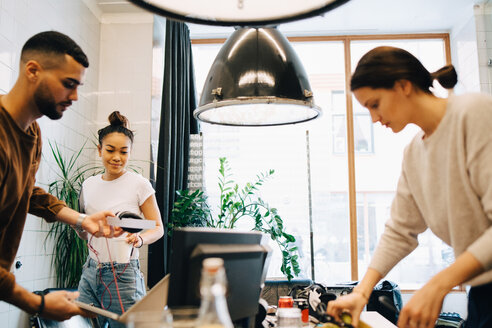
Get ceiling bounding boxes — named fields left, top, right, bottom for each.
left=95, top=0, right=146, bottom=14
left=95, top=0, right=487, bottom=38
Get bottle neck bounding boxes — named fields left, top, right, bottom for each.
left=197, top=268, right=233, bottom=328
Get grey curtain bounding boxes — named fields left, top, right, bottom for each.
left=148, top=19, right=198, bottom=288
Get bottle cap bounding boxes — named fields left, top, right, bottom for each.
left=203, top=257, right=224, bottom=273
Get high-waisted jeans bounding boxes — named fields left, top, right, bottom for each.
left=77, top=257, right=146, bottom=328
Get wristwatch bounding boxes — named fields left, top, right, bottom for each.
left=32, top=291, right=45, bottom=318
left=74, top=214, right=87, bottom=233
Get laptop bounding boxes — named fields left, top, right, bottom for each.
left=74, top=274, right=169, bottom=323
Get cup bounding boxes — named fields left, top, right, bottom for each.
left=126, top=310, right=172, bottom=328
left=170, top=307, right=199, bottom=328
left=277, top=307, right=302, bottom=328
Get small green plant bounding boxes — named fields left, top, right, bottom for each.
left=168, top=189, right=212, bottom=231
left=45, top=141, right=103, bottom=288
left=170, top=157, right=300, bottom=280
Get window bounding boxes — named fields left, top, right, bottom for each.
left=332, top=90, right=374, bottom=154
left=192, top=34, right=452, bottom=289
left=350, top=39, right=453, bottom=288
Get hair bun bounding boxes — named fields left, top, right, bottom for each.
left=108, top=111, right=129, bottom=129
left=431, top=65, right=458, bottom=89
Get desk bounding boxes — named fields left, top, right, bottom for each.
left=360, top=311, right=397, bottom=328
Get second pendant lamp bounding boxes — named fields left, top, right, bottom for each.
left=194, top=27, right=321, bottom=126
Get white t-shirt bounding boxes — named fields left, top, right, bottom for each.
left=80, top=171, right=155, bottom=263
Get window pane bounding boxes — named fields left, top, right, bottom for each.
left=200, top=125, right=310, bottom=278
left=192, top=37, right=451, bottom=287
left=351, top=39, right=453, bottom=289
left=193, top=41, right=350, bottom=281
left=292, top=42, right=351, bottom=283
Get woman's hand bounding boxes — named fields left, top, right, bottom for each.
left=398, top=251, right=484, bottom=328
left=326, top=290, right=368, bottom=327
left=397, top=281, right=446, bottom=328
left=126, top=233, right=143, bottom=248
left=327, top=268, right=381, bottom=327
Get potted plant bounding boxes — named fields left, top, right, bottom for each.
left=44, top=141, right=102, bottom=288
left=169, top=157, right=301, bottom=280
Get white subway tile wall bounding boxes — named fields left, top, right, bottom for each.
left=451, top=2, right=492, bottom=95
left=474, top=3, right=492, bottom=94
left=451, top=10, right=481, bottom=93
left=97, top=13, right=154, bottom=283
left=0, top=0, right=101, bottom=326
left=1, top=0, right=155, bottom=325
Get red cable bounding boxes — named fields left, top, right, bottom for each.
left=105, top=237, right=126, bottom=314
left=88, top=236, right=113, bottom=309
left=87, top=235, right=133, bottom=313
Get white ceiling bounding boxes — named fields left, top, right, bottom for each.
left=95, top=0, right=146, bottom=14
left=95, top=0, right=487, bottom=38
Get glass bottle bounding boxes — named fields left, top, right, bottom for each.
left=195, top=258, right=234, bottom=328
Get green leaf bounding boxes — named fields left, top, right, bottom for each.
left=45, top=140, right=104, bottom=288
left=168, top=157, right=299, bottom=280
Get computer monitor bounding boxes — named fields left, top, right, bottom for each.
left=167, top=227, right=272, bottom=325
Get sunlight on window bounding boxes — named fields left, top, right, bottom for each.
left=351, top=39, right=454, bottom=288
left=192, top=37, right=453, bottom=288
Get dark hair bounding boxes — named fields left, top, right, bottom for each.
left=21, top=31, right=89, bottom=68
left=350, top=46, right=457, bottom=93
left=98, top=111, right=134, bottom=145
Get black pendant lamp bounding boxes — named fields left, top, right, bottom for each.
left=194, top=27, right=321, bottom=126
left=127, top=0, right=349, bottom=27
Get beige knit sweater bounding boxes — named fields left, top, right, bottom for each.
left=369, top=93, right=492, bottom=287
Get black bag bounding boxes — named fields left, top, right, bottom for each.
left=366, top=280, right=403, bottom=325
left=289, top=283, right=337, bottom=322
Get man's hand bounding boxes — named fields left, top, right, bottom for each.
left=5, top=283, right=94, bottom=321
left=82, top=211, right=124, bottom=237
left=42, top=291, right=95, bottom=320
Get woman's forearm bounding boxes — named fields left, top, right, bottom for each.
left=427, top=251, right=483, bottom=292
left=139, top=225, right=164, bottom=245
left=353, top=268, right=383, bottom=300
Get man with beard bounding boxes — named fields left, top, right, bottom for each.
left=0, top=31, right=122, bottom=321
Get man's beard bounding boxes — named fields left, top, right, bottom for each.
left=34, top=82, right=63, bottom=120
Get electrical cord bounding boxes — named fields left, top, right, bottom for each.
left=87, top=235, right=134, bottom=314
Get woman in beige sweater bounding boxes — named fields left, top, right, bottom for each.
left=327, top=46, right=492, bottom=328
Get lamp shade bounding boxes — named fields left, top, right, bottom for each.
left=127, top=0, right=349, bottom=27
left=194, top=27, right=321, bottom=126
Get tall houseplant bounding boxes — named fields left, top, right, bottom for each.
left=45, top=141, right=102, bottom=288
left=170, top=157, right=300, bottom=280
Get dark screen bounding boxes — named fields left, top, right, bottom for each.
left=167, top=227, right=271, bottom=322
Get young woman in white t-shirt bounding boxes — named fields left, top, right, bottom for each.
left=76, top=111, right=164, bottom=328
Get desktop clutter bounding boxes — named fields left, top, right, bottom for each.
left=259, top=287, right=356, bottom=328
left=32, top=226, right=400, bottom=328
left=258, top=280, right=403, bottom=328
left=32, top=226, right=461, bottom=328
left=184, top=256, right=360, bottom=328
left=259, top=281, right=465, bottom=328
